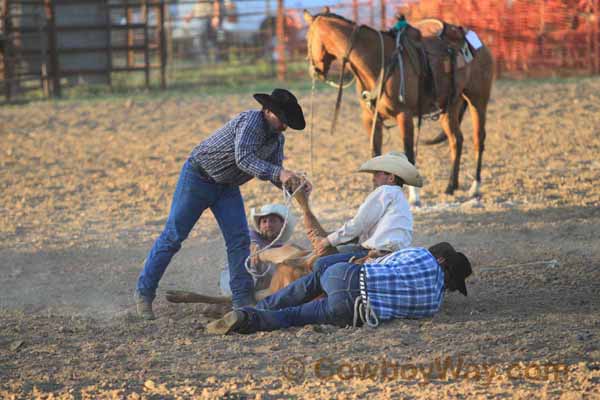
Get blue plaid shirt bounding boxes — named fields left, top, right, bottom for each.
left=363, top=248, right=445, bottom=320
left=189, top=110, right=284, bottom=186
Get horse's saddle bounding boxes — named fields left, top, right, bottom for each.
left=395, top=18, right=476, bottom=112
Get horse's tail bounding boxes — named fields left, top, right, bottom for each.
left=165, top=290, right=232, bottom=305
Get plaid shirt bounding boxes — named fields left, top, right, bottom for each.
left=189, top=110, right=284, bottom=186
left=362, top=248, right=445, bottom=320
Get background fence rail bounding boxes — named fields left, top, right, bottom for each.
left=1, top=0, right=599, bottom=102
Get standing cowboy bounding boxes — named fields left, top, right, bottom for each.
left=135, top=89, right=307, bottom=319
left=206, top=242, right=472, bottom=334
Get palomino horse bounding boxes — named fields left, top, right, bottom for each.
left=165, top=184, right=340, bottom=315
left=304, top=9, right=494, bottom=203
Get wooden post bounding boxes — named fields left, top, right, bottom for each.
left=159, top=0, right=166, bottom=89
left=35, top=5, right=49, bottom=96
left=379, top=0, right=386, bottom=30
left=352, top=0, right=358, bottom=22
left=276, top=0, right=285, bottom=80
left=587, top=0, right=593, bottom=74
left=126, top=0, right=134, bottom=67
left=104, top=0, right=112, bottom=88
left=143, top=0, right=149, bottom=88
left=593, top=0, right=599, bottom=74
left=265, top=0, right=275, bottom=77
left=2, top=0, right=11, bottom=101
left=47, top=0, right=60, bottom=97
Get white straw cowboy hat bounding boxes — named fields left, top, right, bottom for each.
left=358, top=151, right=424, bottom=187
left=250, top=204, right=297, bottom=243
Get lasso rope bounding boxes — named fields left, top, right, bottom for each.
left=368, top=29, right=386, bottom=154
left=477, top=259, right=559, bottom=273
left=243, top=177, right=312, bottom=279
left=309, top=78, right=316, bottom=178
left=353, top=296, right=379, bottom=328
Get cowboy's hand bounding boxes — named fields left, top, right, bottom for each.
left=279, top=168, right=297, bottom=186
left=302, top=179, right=313, bottom=195
left=250, top=254, right=260, bottom=268
left=314, top=236, right=332, bottom=255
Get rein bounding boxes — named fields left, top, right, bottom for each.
left=328, top=24, right=362, bottom=136
left=368, top=29, right=386, bottom=153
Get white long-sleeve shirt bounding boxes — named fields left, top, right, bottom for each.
left=327, top=185, right=413, bottom=252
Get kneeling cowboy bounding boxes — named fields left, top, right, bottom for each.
left=206, top=242, right=472, bottom=334
left=305, top=151, right=423, bottom=289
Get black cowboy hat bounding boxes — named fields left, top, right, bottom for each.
left=253, top=88, right=306, bottom=130
left=428, top=242, right=472, bottom=296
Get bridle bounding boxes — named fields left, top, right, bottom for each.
left=306, top=17, right=360, bottom=89
left=306, top=16, right=362, bottom=136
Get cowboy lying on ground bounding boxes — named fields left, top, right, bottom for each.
left=219, top=204, right=298, bottom=296
left=311, top=151, right=424, bottom=279
left=134, top=88, right=310, bottom=320
left=206, top=242, right=472, bottom=334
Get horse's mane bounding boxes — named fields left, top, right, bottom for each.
left=312, top=12, right=355, bottom=26
left=312, top=11, right=393, bottom=37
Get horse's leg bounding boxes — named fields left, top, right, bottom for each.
left=361, top=107, right=383, bottom=157
left=395, top=112, right=420, bottom=206
left=463, top=46, right=494, bottom=198
left=426, top=101, right=467, bottom=146
left=465, top=96, right=488, bottom=198
left=439, top=102, right=464, bottom=195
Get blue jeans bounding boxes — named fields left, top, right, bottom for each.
left=136, top=159, right=254, bottom=308
left=239, top=262, right=362, bottom=333
left=257, top=249, right=368, bottom=311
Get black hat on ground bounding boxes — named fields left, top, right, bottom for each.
left=428, top=242, right=472, bottom=296
left=253, top=88, right=306, bottom=130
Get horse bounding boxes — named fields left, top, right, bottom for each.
left=304, top=9, right=494, bottom=204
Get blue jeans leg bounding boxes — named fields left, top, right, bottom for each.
left=136, top=160, right=216, bottom=299
left=311, top=250, right=369, bottom=276
left=255, top=268, right=324, bottom=311
left=241, top=263, right=362, bottom=332
left=256, top=250, right=368, bottom=311
left=211, top=185, right=253, bottom=308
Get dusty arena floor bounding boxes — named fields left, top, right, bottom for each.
left=1, top=78, right=599, bottom=398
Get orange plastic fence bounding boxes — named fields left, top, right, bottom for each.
left=292, top=0, right=600, bottom=77
left=396, top=0, right=600, bottom=76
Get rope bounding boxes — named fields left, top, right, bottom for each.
left=353, top=296, right=379, bottom=328
left=329, top=24, right=362, bottom=136
left=309, top=78, right=316, bottom=178
left=477, top=259, right=559, bottom=273
left=414, top=117, right=421, bottom=164
left=369, top=29, right=386, bottom=154
left=324, top=74, right=356, bottom=89
left=243, top=177, right=312, bottom=279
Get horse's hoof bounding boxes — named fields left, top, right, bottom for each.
left=444, top=186, right=455, bottom=195
left=468, top=181, right=482, bottom=198
left=410, top=200, right=421, bottom=208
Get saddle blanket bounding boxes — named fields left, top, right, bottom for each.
left=465, top=30, right=483, bottom=50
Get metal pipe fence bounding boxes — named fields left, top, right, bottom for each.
left=1, top=0, right=599, bottom=103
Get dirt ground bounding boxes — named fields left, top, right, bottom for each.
left=1, top=77, right=599, bottom=399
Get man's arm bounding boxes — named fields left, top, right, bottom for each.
left=326, top=188, right=389, bottom=248
left=234, top=113, right=283, bottom=184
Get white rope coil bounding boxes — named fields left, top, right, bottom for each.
left=353, top=296, right=379, bottom=328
